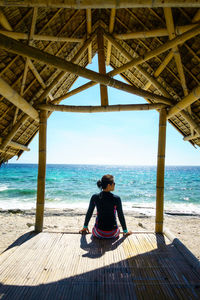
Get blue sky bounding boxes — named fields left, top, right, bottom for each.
left=10, top=55, right=200, bottom=165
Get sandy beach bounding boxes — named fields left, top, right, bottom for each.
left=0, top=208, right=199, bottom=261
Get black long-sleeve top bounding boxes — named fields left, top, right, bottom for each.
left=84, top=191, right=127, bottom=231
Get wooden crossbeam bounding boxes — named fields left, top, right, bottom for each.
left=0, top=8, right=12, bottom=30
left=106, top=8, right=116, bottom=66
left=0, top=77, right=39, bottom=121
left=0, top=33, right=172, bottom=104
left=0, top=0, right=200, bottom=8
left=0, top=30, right=84, bottom=42
left=86, top=9, right=92, bottom=64
left=164, top=8, right=188, bottom=97
left=184, top=133, right=199, bottom=141
left=0, top=136, right=30, bottom=151
left=192, top=9, right=200, bottom=22
left=167, top=85, right=200, bottom=119
left=38, top=103, right=167, bottom=113
left=0, top=114, right=29, bottom=150
left=97, top=29, right=108, bottom=106
left=51, top=81, right=97, bottom=104
left=114, top=24, right=197, bottom=40
left=104, top=30, right=200, bottom=138
left=106, top=24, right=200, bottom=77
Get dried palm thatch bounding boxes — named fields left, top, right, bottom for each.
left=0, top=1, right=200, bottom=165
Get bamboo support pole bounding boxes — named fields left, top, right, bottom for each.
left=105, top=24, right=200, bottom=77
left=0, top=0, right=199, bottom=8
left=167, top=85, right=200, bottom=119
left=0, top=30, right=83, bottom=42
left=97, top=29, right=108, bottom=106
left=86, top=9, right=92, bottom=64
left=38, top=103, right=166, bottom=113
left=35, top=110, right=47, bottom=233
left=155, top=108, right=167, bottom=234
left=0, top=33, right=172, bottom=104
left=106, top=8, right=116, bottom=66
left=0, top=77, right=39, bottom=121
left=0, top=136, right=30, bottom=151
left=114, top=24, right=197, bottom=40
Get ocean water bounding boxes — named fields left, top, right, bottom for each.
left=0, top=164, right=200, bottom=216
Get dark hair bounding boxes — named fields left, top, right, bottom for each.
left=97, top=174, right=114, bottom=190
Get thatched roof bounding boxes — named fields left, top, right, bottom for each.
left=0, top=1, right=200, bottom=164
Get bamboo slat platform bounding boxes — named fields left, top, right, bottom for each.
left=0, top=232, right=200, bottom=300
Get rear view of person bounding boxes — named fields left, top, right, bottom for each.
left=79, top=174, right=132, bottom=238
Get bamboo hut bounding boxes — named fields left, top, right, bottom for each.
left=0, top=1, right=200, bottom=299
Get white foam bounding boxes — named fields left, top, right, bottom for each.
left=0, top=185, right=8, bottom=192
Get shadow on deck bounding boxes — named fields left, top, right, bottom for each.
left=0, top=231, right=200, bottom=300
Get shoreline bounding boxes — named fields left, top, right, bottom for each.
left=0, top=208, right=200, bottom=261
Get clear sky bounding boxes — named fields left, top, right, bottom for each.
left=10, top=55, right=200, bottom=166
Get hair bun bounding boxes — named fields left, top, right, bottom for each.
left=97, top=180, right=102, bottom=188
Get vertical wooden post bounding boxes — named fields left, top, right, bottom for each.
left=155, top=108, right=167, bottom=233
left=97, top=29, right=108, bottom=106
left=35, top=110, right=47, bottom=232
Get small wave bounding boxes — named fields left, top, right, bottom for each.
left=0, top=185, right=8, bottom=192
left=0, top=188, right=36, bottom=197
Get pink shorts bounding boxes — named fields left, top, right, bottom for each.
left=92, top=226, right=120, bottom=239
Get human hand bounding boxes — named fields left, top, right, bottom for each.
left=123, top=231, right=132, bottom=236
left=79, top=227, right=89, bottom=234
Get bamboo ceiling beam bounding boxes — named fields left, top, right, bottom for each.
left=97, top=29, right=108, bottom=106
left=164, top=8, right=188, bottom=97
left=192, top=9, right=200, bottom=22
left=0, top=136, right=30, bottom=151
left=117, top=9, right=180, bottom=84
left=0, top=30, right=83, bottom=43
left=144, top=51, right=174, bottom=91
left=0, top=8, right=12, bottom=31
left=0, top=77, right=39, bottom=121
left=107, top=24, right=200, bottom=77
left=106, top=8, right=116, bottom=66
left=51, top=81, right=97, bottom=104
left=105, top=29, right=200, bottom=137
left=0, top=114, right=29, bottom=150
left=0, top=148, right=16, bottom=156
left=51, top=30, right=173, bottom=106
left=184, top=133, right=199, bottom=141
left=104, top=32, right=174, bottom=104
left=114, top=24, right=197, bottom=40
left=86, top=9, right=92, bottom=64
left=38, top=103, right=166, bottom=113
left=0, top=1, right=199, bottom=8
left=0, top=33, right=172, bottom=104
left=167, top=85, right=200, bottom=119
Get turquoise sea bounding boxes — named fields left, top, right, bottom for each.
left=0, top=164, right=200, bottom=216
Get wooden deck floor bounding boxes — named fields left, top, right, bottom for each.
left=0, top=232, right=200, bottom=299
